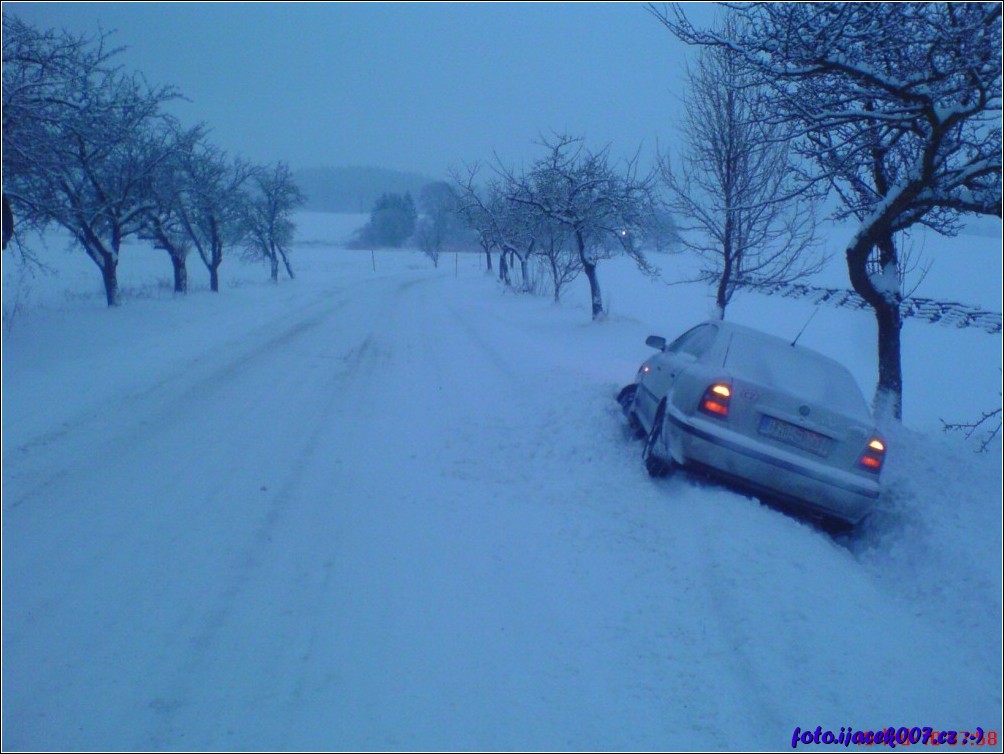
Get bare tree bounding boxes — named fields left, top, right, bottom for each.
left=3, top=16, right=178, bottom=305
left=414, top=181, right=468, bottom=269
left=2, top=15, right=117, bottom=249
left=242, top=162, right=305, bottom=282
left=660, top=16, right=822, bottom=319
left=505, top=134, right=658, bottom=320
left=453, top=193, right=494, bottom=273
left=9, top=78, right=177, bottom=304
left=452, top=168, right=504, bottom=279
left=652, top=2, right=1002, bottom=419
left=175, top=143, right=251, bottom=292
left=493, top=189, right=539, bottom=292
left=533, top=217, right=580, bottom=303
left=139, top=123, right=206, bottom=293
left=453, top=167, right=536, bottom=291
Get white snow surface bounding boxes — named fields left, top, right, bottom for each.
left=2, top=214, right=1001, bottom=750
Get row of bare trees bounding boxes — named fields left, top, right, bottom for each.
left=447, top=18, right=829, bottom=324
left=2, top=15, right=304, bottom=306
left=453, top=134, right=672, bottom=318
left=449, top=67, right=826, bottom=322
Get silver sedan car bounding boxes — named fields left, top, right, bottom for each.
left=618, top=320, right=885, bottom=527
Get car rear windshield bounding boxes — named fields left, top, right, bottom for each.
left=724, top=333, right=871, bottom=420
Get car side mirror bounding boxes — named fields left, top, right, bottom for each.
left=645, top=335, right=667, bottom=351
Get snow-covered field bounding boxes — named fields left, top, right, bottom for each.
left=2, top=213, right=1001, bottom=750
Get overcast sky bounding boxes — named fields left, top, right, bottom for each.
left=7, top=1, right=719, bottom=178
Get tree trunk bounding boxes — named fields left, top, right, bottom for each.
left=583, top=260, right=603, bottom=319
left=519, top=255, right=529, bottom=292
left=80, top=235, right=120, bottom=306
left=576, top=230, right=603, bottom=319
left=498, top=250, right=510, bottom=286
left=846, top=231, right=903, bottom=420
left=170, top=253, right=188, bottom=293
left=2, top=193, right=13, bottom=250
left=270, top=253, right=279, bottom=282
left=279, top=247, right=295, bottom=279
left=716, top=235, right=733, bottom=320
left=209, top=231, right=224, bottom=292
left=871, top=234, right=903, bottom=419
left=485, top=247, right=492, bottom=272
left=873, top=298, right=903, bottom=420
left=101, top=257, right=120, bottom=307
left=714, top=281, right=728, bottom=320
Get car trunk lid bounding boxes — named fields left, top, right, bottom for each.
left=720, top=332, right=877, bottom=472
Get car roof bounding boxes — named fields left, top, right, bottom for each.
left=708, top=319, right=839, bottom=363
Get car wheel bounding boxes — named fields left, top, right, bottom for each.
left=642, top=400, right=674, bottom=478
left=628, top=411, right=645, bottom=439
left=617, top=383, right=646, bottom=439
left=616, top=383, right=638, bottom=413
left=823, top=514, right=859, bottom=537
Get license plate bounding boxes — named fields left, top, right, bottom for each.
left=758, top=415, right=832, bottom=457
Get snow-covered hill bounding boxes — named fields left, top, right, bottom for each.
left=2, top=214, right=1001, bottom=750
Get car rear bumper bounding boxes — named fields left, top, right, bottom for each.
left=667, top=410, right=880, bottom=525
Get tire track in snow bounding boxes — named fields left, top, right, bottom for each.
left=137, top=273, right=436, bottom=749
left=2, top=291, right=350, bottom=514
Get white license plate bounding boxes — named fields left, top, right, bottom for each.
left=758, top=415, right=832, bottom=457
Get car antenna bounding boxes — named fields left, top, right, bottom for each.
left=790, top=308, right=820, bottom=347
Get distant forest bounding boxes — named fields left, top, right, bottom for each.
left=294, top=166, right=434, bottom=213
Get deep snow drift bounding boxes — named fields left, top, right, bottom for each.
left=2, top=213, right=1001, bottom=750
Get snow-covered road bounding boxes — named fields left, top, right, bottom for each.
left=2, top=250, right=1000, bottom=750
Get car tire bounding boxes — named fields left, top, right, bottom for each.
left=823, top=514, right=859, bottom=537
left=628, top=412, right=645, bottom=439
left=642, top=400, right=674, bottom=478
left=617, top=383, right=646, bottom=439
left=616, top=383, right=637, bottom=411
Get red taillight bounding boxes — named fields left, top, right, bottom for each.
left=858, top=437, right=886, bottom=473
left=699, top=383, right=731, bottom=419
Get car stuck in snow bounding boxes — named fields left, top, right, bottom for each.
left=618, top=320, right=885, bottom=528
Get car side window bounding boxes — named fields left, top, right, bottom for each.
left=667, top=326, right=700, bottom=354
left=669, top=325, right=718, bottom=359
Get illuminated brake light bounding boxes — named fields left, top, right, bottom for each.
left=858, top=436, right=886, bottom=473
left=699, top=382, right=732, bottom=419
left=702, top=400, right=729, bottom=416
